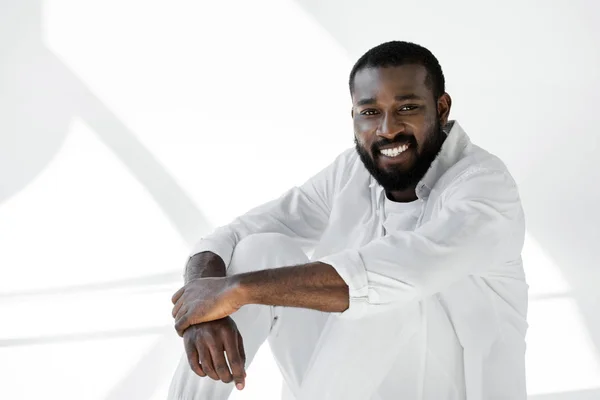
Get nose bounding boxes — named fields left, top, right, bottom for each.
left=377, top=112, right=404, bottom=139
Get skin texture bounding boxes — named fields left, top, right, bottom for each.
left=179, top=251, right=248, bottom=389
left=172, top=63, right=453, bottom=390
left=172, top=262, right=349, bottom=334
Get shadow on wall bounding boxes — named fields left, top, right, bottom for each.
left=0, top=1, right=211, bottom=245
left=292, top=0, right=600, bottom=371
left=0, top=2, right=211, bottom=399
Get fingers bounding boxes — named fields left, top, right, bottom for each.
left=209, top=345, right=233, bottom=384
left=184, top=337, right=205, bottom=377
left=172, top=298, right=183, bottom=318
left=237, top=331, right=246, bottom=367
left=181, top=319, right=246, bottom=389
left=198, top=343, right=219, bottom=381
left=174, top=307, right=190, bottom=337
left=223, top=331, right=246, bottom=390
left=171, top=287, right=185, bottom=304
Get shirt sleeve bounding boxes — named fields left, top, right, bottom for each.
left=189, top=149, right=352, bottom=269
left=319, top=168, right=525, bottom=319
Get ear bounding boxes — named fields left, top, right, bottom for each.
left=437, top=93, right=452, bottom=125
left=350, top=108, right=354, bottom=118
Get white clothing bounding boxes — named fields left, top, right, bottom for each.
left=168, top=233, right=461, bottom=400
left=172, top=120, right=528, bottom=399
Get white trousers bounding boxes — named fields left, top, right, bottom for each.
left=167, top=233, right=460, bottom=400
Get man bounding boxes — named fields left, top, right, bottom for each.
left=168, top=41, right=528, bottom=400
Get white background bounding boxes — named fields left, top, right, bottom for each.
left=1, top=0, right=599, bottom=399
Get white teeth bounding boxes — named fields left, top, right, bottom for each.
left=380, top=144, right=408, bottom=157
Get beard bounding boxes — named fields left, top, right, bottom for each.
left=355, top=118, right=446, bottom=192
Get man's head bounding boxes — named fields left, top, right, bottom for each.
left=350, top=41, right=452, bottom=195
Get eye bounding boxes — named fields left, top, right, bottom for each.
left=399, top=105, right=419, bottom=112
left=360, top=109, right=380, bottom=116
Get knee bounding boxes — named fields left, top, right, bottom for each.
left=228, top=233, right=308, bottom=275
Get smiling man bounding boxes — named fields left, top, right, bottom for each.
left=168, top=41, right=528, bottom=400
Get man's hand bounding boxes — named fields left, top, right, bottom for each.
left=172, top=276, right=245, bottom=336
left=182, top=317, right=247, bottom=390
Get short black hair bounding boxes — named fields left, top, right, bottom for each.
left=349, top=41, right=445, bottom=100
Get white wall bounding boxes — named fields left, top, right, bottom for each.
left=1, top=0, right=599, bottom=399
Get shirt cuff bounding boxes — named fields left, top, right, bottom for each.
left=318, top=249, right=371, bottom=319
left=189, top=237, right=235, bottom=270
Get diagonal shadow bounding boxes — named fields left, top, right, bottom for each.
left=1, top=3, right=211, bottom=247
left=77, top=83, right=210, bottom=246
left=1, top=2, right=213, bottom=399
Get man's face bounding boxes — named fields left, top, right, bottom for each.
left=352, top=64, right=447, bottom=192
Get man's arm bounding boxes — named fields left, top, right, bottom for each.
left=235, top=262, right=349, bottom=313
left=172, top=261, right=349, bottom=334
left=318, top=168, right=526, bottom=319
left=173, top=167, right=525, bottom=331
left=180, top=150, right=352, bottom=304
left=229, top=168, right=523, bottom=318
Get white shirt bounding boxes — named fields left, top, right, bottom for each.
left=190, top=120, right=528, bottom=399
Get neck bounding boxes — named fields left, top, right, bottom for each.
left=386, top=186, right=418, bottom=202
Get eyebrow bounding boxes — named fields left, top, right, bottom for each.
left=355, top=94, right=424, bottom=107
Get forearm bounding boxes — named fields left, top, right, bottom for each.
left=185, top=251, right=226, bottom=283
left=234, top=262, right=349, bottom=313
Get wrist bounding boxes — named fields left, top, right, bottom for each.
left=228, top=274, right=254, bottom=307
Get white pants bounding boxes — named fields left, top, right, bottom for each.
left=167, top=233, right=461, bottom=400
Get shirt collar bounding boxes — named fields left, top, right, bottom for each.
left=369, top=120, right=471, bottom=201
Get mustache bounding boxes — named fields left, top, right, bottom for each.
left=372, top=135, right=416, bottom=152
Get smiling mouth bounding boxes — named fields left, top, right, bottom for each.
left=379, top=143, right=410, bottom=158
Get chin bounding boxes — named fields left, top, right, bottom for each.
left=376, top=157, right=416, bottom=172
